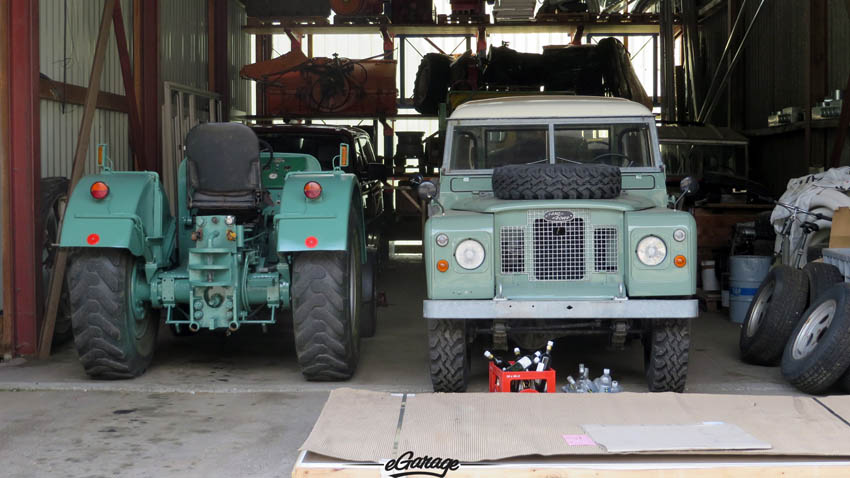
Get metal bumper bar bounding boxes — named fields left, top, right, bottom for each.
left=423, top=299, right=699, bottom=320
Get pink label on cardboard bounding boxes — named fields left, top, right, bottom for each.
left=563, top=434, right=596, bottom=446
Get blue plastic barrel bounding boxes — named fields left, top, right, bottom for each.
left=729, top=255, right=773, bottom=324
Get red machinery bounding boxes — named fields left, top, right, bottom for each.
left=241, top=50, right=398, bottom=117
left=450, top=0, right=486, bottom=15
left=330, top=0, right=383, bottom=16
left=391, top=0, right=434, bottom=24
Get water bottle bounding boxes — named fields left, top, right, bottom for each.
left=593, top=368, right=613, bottom=393
left=610, top=380, right=622, bottom=393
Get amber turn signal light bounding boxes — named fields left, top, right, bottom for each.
left=90, top=181, right=109, bottom=200
left=436, top=260, right=449, bottom=272
left=674, top=255, right=687, bottom=268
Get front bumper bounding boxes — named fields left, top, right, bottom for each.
left=423, top=299, right=698, bottom=320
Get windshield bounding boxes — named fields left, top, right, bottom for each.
left=448, top=123, right=654, bottom=170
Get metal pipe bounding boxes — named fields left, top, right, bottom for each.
left=697, top=0, right=751, bottom=122
left=699, top=0, right=766, bottom=123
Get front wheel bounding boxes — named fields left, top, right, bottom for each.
left=643, top=319, right=690, bottom=392
left=292, top=225, right=362, bottom=381
left=428, top=319, right=469, bottom=392
left=67, top=250, right=158, bottom=379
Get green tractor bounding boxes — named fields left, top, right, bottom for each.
left=60, top=123, right=378, bottom=380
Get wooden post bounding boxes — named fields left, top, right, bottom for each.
left=0, top=1, right=12, bottom=356
left=112, top=3, right=145, bottom=171
left=38, top=0, right=118, bottom=359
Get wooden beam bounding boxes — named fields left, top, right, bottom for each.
left=0, top=0, right=12, bottom=356
left=39, top=77, right=128, bottom=113
left=112, top=3, right=145, bottom=171
left=38, top=0, right=117, bottom=359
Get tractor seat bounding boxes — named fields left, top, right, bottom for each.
left=185, top=123, right=262, bottom=213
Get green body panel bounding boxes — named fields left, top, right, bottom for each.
left=624, top=208, right=697, bottom=297
left=59, top=171, right=175, bottom=279
left=261, top=152, right=322, bottom=189
left=424, top=212, right=495, bottom=300
left=275, top=170, right=365, bottom=260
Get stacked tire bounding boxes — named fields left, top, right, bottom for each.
left=739, top=261, right=850, bottom=394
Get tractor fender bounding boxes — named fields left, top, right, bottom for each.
left=59, top=171, right=175, bottom=270
left=275, top=171, right=366, bottom=261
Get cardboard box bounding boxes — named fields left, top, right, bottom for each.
left=830, top=207, right=850, bottom=248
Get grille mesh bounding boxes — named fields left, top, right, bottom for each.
left=500, top=226, right=525, bottom=274
left=593, top=226, right=619, bottom=273
left=528, top=209, right=589, bottom=281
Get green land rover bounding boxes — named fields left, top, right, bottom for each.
left=417, top=96, right=698, bottom=393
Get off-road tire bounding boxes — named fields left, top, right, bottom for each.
left=781, top=284, right=850, bottom=394
left=360, top=251, right=378, bottom=338
left=292, top=222, right=362, bottom=381
left=67, top=250, right=158, bottom=379
left=643, top=319, right=690, bottom=392
left=428, top=319, right=468, bottom=392
left=803, top=262, right=844, bottom=305
left=492, top=163, right=621, bottom=200
left=739, top=265, right=809, bottom=365
left=41, top=177, right=73, bottom=345
left=413, top=53, right=452, bottom=115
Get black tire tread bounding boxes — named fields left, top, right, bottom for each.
left=644, top=319, right=690, bottom=392
left=68, top=250, right=156, bottom=379
left=739, top=266, right=809, bottom=365
left=781, top=284, right=850, bottom=394
left=428, top=320, right=467, bottom=392
left=41, top=177, right=73, bottom=345
left=492, top=163, right=621, bottom=200
left=803, top=262, right=844, bottom=305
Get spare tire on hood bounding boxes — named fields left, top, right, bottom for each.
left=492, top=163, right=621, bottom=200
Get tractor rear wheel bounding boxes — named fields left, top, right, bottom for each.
left=292, top=223, right=362, bottom=380
left=41, top=177, right=73, bottom=346
left=67, top=250, right=158, bottom=379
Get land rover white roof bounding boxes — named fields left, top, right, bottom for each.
left=450, top=96, right=654, bottom=120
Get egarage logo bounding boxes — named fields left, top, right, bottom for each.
left=382, top=451, right=461, bottom=478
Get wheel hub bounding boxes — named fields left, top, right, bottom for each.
left=792, top=299, right=836, bottom=360
left=746, top=280, right=775, bottom=338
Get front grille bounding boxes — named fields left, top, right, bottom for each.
left=529, top=209, right=589, bottom=281
left=498, top=210, right=619, bottom=281
left=593, top=226, right=619, bottom=273
left=500, top=226, right=525, bottom=274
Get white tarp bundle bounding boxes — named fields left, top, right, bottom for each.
left=771, top=167, right=850, bottom=257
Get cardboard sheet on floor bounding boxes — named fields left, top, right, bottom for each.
left=299, top=389, right=850, bottom=462
left=582, top=423, right=770, bottom=453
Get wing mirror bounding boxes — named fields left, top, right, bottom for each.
left=680, top=176, right=699, bottom=196
left=417, top=180, right=438, bottom=201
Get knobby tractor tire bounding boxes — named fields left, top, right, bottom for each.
left=428, top=319, right=469, bottom=392
left=643, top=319, right=690, bottom=392
left=292, top=221, right=362, bottom=381
left=739, top=265, right=809, bottom=365
left=41, top=177, right=73, bottom=346
left=492, top=163, right=621, bottom=200
left=803, top=262, right=844, bottom=305
left=781, top=284, right=850, bottom=394
left=67, top=250, right=158, bottom=379
left=360, top=251, right=378, bottom=338
left=413, top=53, right=452, bottom=115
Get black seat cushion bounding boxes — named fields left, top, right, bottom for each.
left=185, top=123, right=262, bottom=211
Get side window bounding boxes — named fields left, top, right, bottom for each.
left=360, top=137, right=377, bottom=164
left=352, top=139, right=365, bottom=172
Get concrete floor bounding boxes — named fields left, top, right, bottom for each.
left=0, top=258, right=800, bottom=477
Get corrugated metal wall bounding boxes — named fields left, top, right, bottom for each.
left=229, top=0, right=252, bottom=115
left=39, top=0, right=133, bottom=177
left=160, top=0, right=209, bottom=91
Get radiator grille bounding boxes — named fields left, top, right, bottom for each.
left=500, top=226, right=525, bottom=274
left=593, top=226, right=619, bottom=273
left=529, top=209, right=589, bottom=281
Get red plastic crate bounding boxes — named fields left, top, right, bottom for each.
left=488, top=361, right=556, bottom=393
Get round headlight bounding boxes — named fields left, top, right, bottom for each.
left=673, top=228, right=686, bottom=242
left=636, top=236, right=667, bottom=266
left=454, top=239, right=485, bottom=270
left=435, top=233, right=449, bottom=247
